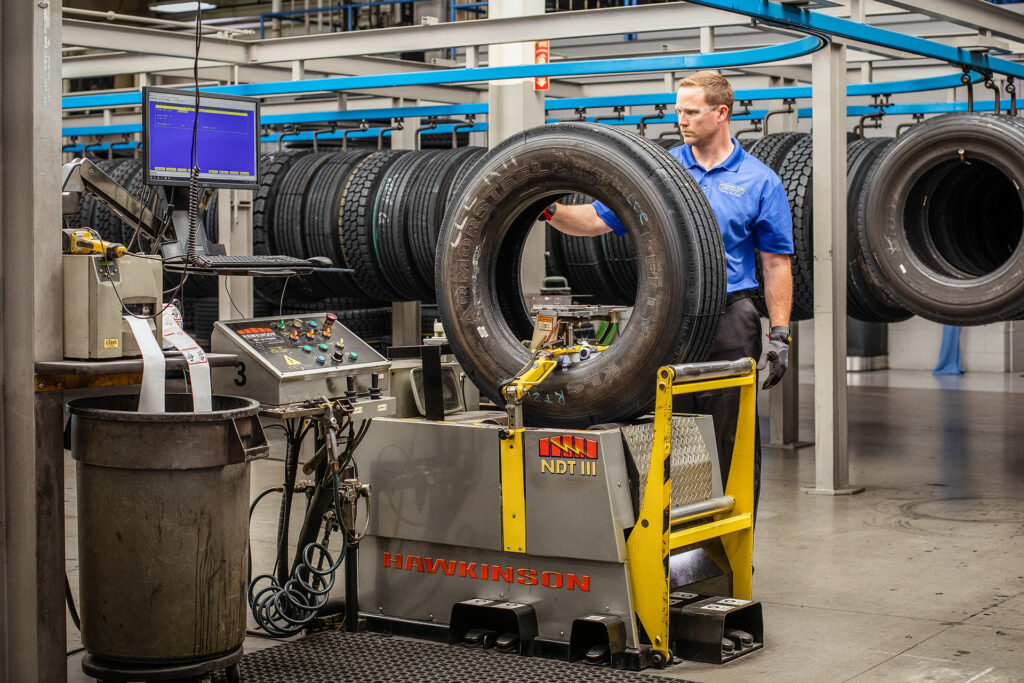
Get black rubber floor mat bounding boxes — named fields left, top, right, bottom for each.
left=214, top=631, right=691, bottom=682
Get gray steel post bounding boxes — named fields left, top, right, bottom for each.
left=389, top=97, right=422, bottom=346
left=392, top=302, right=422, bottom=347
left=218, top=190, right=255, bottom=320
left=1, top=1, right=67, bottom=679
left=487, top=0, right=545, bottom=302
left=808, top=42, right=863, bottom=496
left=767, top=325, right=810, bottom=449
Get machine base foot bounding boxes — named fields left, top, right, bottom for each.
left=802, top=486, right=865, bottom=496
left=762, top=440, right=814, bottom=450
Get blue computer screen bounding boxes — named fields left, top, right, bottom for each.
left=144, top=88, right=259, bottom=189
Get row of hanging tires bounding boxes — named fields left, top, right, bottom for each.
left=65, top=112, right=1024, bottom=333
left=239, top=146, right=485, bottom=307
left=547, top=112, right=1024, bottom=326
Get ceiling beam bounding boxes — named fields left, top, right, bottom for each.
left=874, top=0, right=1024, bottom=47
left=62, top=18, right=247, bottom=62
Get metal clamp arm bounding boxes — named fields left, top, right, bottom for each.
left=61, top=158, right=171, bottom=252
left=501, top=356, right=557, bottom=430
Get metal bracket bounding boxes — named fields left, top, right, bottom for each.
left=378, top=118, right=404, bottom=151
left=595, top=106, right=625, bottom=124
left=557, top=107, right=587, bottom=123
left=451, top=115, right=476, bottom=148
left=312, top=126, right=336, bottom=153
left=961, top=67, right=976, bottom=113
left=762, top=98, right=795, bottom=135
left=638, top=103, right=667, bottom=137
left=277, top=128, right=303, bottom=152
left=984, top=76, right=1001, bottom=114
left=60, top=157, right=173, bottom=253
left=415, top=116, right=438, bottom=147
left=342, top=121, right=370, bottom=152
left=895, top=112, right=925, bottom=137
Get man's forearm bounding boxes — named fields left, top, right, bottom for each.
left=546, top=203, right=613, bottom=237
left=761, top=253, right=793, bottom=328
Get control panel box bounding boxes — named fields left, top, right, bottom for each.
left=211, top=313, right=391, bottom=405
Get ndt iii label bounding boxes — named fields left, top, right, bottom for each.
left=538, top=435, right=599, bottom=476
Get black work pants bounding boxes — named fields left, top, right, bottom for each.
left=674, top=296, right=763, bottom=516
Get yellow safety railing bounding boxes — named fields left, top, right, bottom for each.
left=625, top=358, right=757, bottom=665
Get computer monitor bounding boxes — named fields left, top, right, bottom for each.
left=142, top=86, right=260, bottom=190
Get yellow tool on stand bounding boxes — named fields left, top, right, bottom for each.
left=62, top=228, right=127, bottom=260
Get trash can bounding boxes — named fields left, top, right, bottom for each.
left=69, top=393, right=268, bottom=664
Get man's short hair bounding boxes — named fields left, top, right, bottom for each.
left=678, top=71, right=734, bottom=118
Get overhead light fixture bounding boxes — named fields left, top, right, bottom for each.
left=150, top=2, right=217, bottom=13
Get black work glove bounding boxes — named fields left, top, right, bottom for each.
left=759, top=325, right=791, bottom=390
left=539, top=203, right=558, bottom=222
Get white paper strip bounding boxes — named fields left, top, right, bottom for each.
left=162, top=305, right=212, bottom=412
left=124, top=315, right=165, bottom=413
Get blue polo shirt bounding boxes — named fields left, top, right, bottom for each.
left=592, top=139, right=793, bottom=293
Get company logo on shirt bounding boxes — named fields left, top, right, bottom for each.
left=719, top=182, right=746, bottom=197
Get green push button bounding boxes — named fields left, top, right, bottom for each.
left=319, top=343, right=329, bottom=351
left=302, top=345, right=313, bottom=353
left=348, top=351, right=358, bottom=361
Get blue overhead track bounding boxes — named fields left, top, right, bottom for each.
left=61, top=35, right=825, bottom=110
left=684, top=0, right=1024, bottom=79
left=62, top=71, right=987, bottom=138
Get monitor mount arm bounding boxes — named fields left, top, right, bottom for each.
left=61, top=157, right=174, bottom=255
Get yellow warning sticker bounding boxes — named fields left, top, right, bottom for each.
left=103, top=338, right=119, bottom=349
left=283, top=355, right=302, bottom=367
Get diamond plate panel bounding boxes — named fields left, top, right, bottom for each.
left=622, top=416, right=713, bottom=509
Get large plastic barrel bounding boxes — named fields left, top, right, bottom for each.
left=68, top=394, right=268, bottom=664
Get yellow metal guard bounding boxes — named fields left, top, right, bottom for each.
left=625, top=358, right=757, bottom=665
left=500, top=429, right=527, bottom=553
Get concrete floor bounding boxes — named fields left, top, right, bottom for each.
left=65, top=369, right=1024, bottom=682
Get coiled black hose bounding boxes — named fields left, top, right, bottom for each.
left=247, top=473, right=347, bottom=637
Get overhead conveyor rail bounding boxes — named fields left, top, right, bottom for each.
left=63, top=70, right=1001, bottom=141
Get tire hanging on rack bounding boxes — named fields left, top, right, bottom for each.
left=845, top=137, right=912, bottom=323
left=436, top=122, right=726, bottom=427
left=374, top=150, right=444, bottom=301
left=251, top=150, right=311, bottom=306
left=745, top=132, right=810, bottom=321
left=407, top=147, right=486, bottom=301
left=340, top=150, right=411, bottom=302
left=303, top=150, right=373, bottom=301
left=857, top=113, right=1024, bottom=325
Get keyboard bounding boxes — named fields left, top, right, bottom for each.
left=202, top=254, right=314, bottom=268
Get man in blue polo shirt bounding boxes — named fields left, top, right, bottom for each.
left=544, top=71, right=793, bottom=513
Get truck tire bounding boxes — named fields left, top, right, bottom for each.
left=858, top=113, right=1024, bottom=325
left=846, top=137, right=911, bottom=323
left=436, top=123, right=725, bottom=427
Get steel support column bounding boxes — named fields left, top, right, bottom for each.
left=218, top=191, right=255, bottom=321
left=488, top=0, right=546, bottom=300
left=1, top=1, right=66, bottom=680
left=390, top=98, right=422, bottom=347
left=767, top=326, right=810, bottom=449
left=808, top=42, right=862, bottom=496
